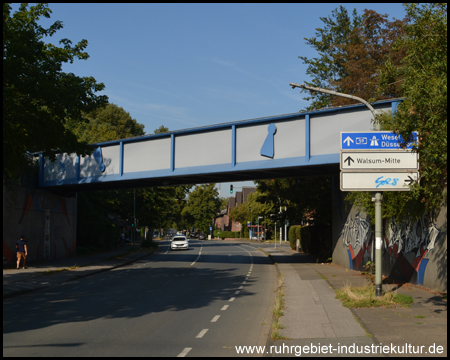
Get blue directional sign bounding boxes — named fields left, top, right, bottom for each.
left=340, top=131, right=418, bottom=150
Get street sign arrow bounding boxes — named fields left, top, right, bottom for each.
left=343, top=136, right=354, bottom=147
left=405, top=175, right=415, bottom=186
left=344, top=156, right=354, bottom=166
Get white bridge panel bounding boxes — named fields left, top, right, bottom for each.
left=236, top=118, right=305, bottom=163
left=80, top=145, right=120, bottom=177
left=175, top=129, right=231, bottom=168
left=124, top=138, right=171, bottom=173
left=44, top=153, right=77, bottom=182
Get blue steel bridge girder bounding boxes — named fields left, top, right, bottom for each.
left=36, top=99, right=400, bottom=192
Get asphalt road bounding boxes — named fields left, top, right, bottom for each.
left=3, top=240, right=276, bottom=357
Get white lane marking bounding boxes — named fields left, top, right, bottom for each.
left=211, top=315, right=220, bottom=322
left=221, top=305, right=229, bottom=310
left=245, top=277, right=249, bottom=280
left=163, top=278, right=175, bottom=286
left=242, top=281, right=247, bottom=284
left=235, top=290, right=240, bottom=295
left=229, top=297, right=235, bottom=302
left=238, top=286, right=244, bottom=289
left=191, top=246, right=203, bottom=265
left=177, top=347, right=192, bottom=357
left=196, top=329, right=208, bottom=338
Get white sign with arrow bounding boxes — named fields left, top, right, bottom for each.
left=340, top=172, right=419, bottom=191
left=340, top=151, right=418, bottom=170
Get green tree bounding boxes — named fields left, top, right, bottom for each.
left=66, top=103, right=145, bottom=143
left=3, top=3, right=108, bottom=180
left=153, top=125, right=169, bottom=134
left=379, top=3, right=447, bottom=219
left=255, top=176, right=332, bottom=226
left=348, top=4, right=447, bottom=221
left=182, top=184, right=221, bottom=233
left=298, top=6, right=408, bottom=110
left=298, top=6, right=362, bottom=110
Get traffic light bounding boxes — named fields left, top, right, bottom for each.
left=230, top=184, right=233, bottom=194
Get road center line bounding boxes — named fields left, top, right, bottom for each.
left=195, top=329, right=208, bottom=338
left=177, top=347, right=192, bottom=357
left=221, top=305, right=229, bottom=310
left=229, top=297, right=235, bottom=302
left=191, top=247, right=203, bottom=265
left=211, top=315, right=220, bottom=322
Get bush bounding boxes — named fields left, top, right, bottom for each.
left=214, top=230, right=240, bottom=239
left=300, top=224, right=332, bottom=261
left=288, top=225, right=302, bottom=250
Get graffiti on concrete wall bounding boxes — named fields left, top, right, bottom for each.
left=340, top=213, right=372, bottom=270
left=341, top=212, right=442, bottom=285
left=384, top=215, right=441, bottom=285
left=385, top=216, right=440, bottom=255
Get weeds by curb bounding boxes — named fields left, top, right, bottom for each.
left=335, top=281, right=413, bottom=308
left=270, top=267, right=289, bottom=341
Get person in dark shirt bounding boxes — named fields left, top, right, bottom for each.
left=16, top=235, right=27, bottom=269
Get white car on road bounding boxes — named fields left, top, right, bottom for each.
left=171, top=235, right=189, bottom=250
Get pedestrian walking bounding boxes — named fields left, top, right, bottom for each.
left=16, top=235, right=27, bottom=269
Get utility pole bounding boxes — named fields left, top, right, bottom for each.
left=290, top=83, right=383, bottom=297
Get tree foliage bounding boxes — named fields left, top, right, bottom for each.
left=255, top=177, right=332, bottom=226
left=182, top=184, right=221, bottom=233
left=347, top=4, right=447, bottom=221
left=153, top=125, right=169, bottom=134
left=298, top=6, right=408, bottom=109
left=298, top=6, right=362, bottom=110
left=66, top=103, right=145, bottom=143
left=3, top=3, right=108, bottom=180
left=299, top=4, right=446, bottom=221
left=379, top=3, right=447, bottom=219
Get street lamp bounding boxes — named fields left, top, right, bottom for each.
left=290, top=82, right=383, bottom=297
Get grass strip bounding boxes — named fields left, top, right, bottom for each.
left=335, top=281, right=413, bottom=308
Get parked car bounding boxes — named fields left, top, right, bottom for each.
left=171, top=235, right=189, bottom=250
left=198, top=233, right=206, bottom=240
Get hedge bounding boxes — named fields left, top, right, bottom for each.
left=214, top=230, right=241, bottom=239
left=288, top=225, right=302, bottom=250
left=300, top=225, right=332, bottom=261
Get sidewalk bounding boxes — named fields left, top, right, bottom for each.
left=3, top=244, right=153, bottom=299
left=260, top=241, right=447, bottom=357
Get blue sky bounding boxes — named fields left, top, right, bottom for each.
left=11, top=3, right=408, bottom=196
